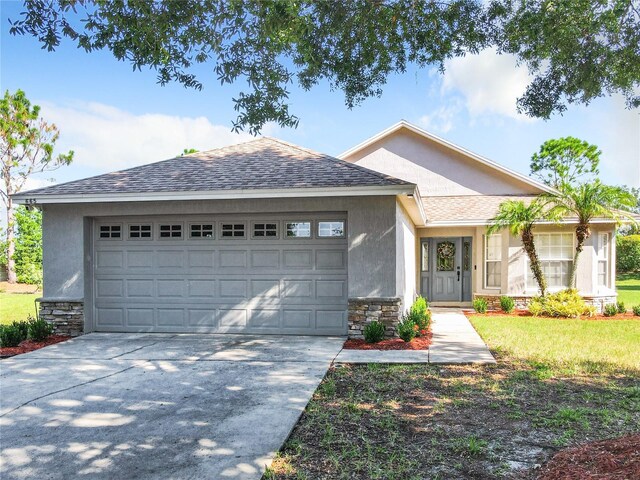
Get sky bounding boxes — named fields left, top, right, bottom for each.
left=1, top=0, right=639, bottom=214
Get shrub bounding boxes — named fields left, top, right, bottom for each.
left=0, top=324, right=25, bottom=347
left=397, top=315, right=417, bottom=342
left=632, top=305, right=640, bottom=316
left=528, top=289, right=596, bottom=318
left=363, top=321, right=385, bottom=343
left=603, top=304, right=618, bottom=317
left=616, top=301, right=626, bottom=314
left=27, top=316, right=53, bottom=342
left=473, top=297, right=488, bottom=314
left=616, top=235, right=640, bottom=273
left=11, top=320, right=29, bottom=341
left=408, top=296, right=431, bottom=333
left=499, top=296, right=515, bottom=313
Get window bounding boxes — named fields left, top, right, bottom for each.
left=436, top=240, right=456, bottom=271
left=99, top=225, right=121, bottom=239
left=463, top=241, right=471, bottom=271
left=421, top=241, right=429, bottom=271
left=484, top=235, right=502, bottom=288
left=526, top=233, right=573, bottom=290
left=190, top=224, right=214, bottom=238
left=159, top=224, right=182, bottom=238
left=129, top=224, right=152, bottom=239
left=221, top=223, right=245, bottom=238
left=597, top=233, right=609, bottom=288
left=318, top=221, right=345, bottom=238
left=286, top=222, right=311, bottom=238
left=253, top=222, right=278, bottom=238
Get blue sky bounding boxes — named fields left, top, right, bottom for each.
left=1, top=1, right=639, bottom=198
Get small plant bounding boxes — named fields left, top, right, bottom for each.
left=616, top=301, right=626, bottom=314
left=396, top=315, right=417, bottom=342
left=473, top=297, right=488, bottom=314
left=11, top=321, right=29, bottom=341
left=27, top=316, right=54, bottom=342
left=409, top=296, right=431, bottom=333
left=633, top=305, right=640, bottom=316
left=363, top=320, right=385, bottom=343
left=499, top=296, right=515, bottom=313
left=603, top=303, right=618, bottom=317
left=528, top=289, right=596, bottom=318
left=0, top=324, right=25, bottom=348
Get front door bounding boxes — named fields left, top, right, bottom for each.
left=421, top=237, right=472, bottom=303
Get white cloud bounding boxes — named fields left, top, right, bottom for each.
left=417, top=101, right=463, bottom=134
left=443, top=48, right=534, bottom=121
left=38, top=101, right=257, bottom=172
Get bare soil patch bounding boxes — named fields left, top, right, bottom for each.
left=0, top=335, right=70, bottom=358
left=537, top=434, right=640, bottom=480
left=0, top=282, right=41, bottom=294
left=343, top=332, right=431, bottom=350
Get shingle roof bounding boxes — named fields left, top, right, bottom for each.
left=20, top=137, right=413, bottom=197
left=423, top=195, right=538, bottom=224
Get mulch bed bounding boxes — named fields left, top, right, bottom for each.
left=463, top=309, right=639, bottom=320
left=343, top=331, right=432, bottom=350
left=537, top=434, right=640, bottom=480
left=0, top=335, right=70, bottom=358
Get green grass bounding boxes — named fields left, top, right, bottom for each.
left=469, top=315, right=640, bottom=372
left=616, top=273, right=640, bottom=306
left=0, top=293, right=39, bottom=325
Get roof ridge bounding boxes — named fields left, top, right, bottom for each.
left=264, top=136, right=410, bottom=186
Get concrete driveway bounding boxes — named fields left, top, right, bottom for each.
left=0, top=333, right=344, bottom=479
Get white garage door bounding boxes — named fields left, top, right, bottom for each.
left=92, top=214, right=348, bottom=335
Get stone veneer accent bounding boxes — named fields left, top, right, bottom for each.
left=473, top=294, right=617, bottom=314
left=38, top=300, right=84, bottom=336
left=348, top=297, right=402, bottom=339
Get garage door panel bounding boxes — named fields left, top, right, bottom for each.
left=188, top=309, right=217, bottom=327
left=283, top=310, right=312, bottom=328
left=249, top=309, right=280, bottom=328
left=219, top=279, right=247, bottom=298
left=157, top=308, right=185, bottom=327
left=187, top=280, right=216, bottom=298
left=94, top=214, right=347, bottom=335
left=219, top=250, right=247, bottom=268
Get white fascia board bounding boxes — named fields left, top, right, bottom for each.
left=338, top=120, right=555, bottom=194
left=12, top=185, right=415, bottom=205
left=397, top=186, right=427, bottom=226
left=424, top=218, right=621, bottom=228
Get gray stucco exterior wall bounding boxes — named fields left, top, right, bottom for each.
left=41, top=195, right=399, bottom=303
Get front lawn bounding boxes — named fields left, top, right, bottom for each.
left=266, top=316, right=640, bottom=479
left=616, top=273, right=640, bottom=306
left=0, top=292, right=39, bottom=325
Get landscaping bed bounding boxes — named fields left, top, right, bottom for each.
left=0, top=335, right=70, bottom=358
left=463, top=309, right=640, bottom=320
left=343, top=331, right=431, bottom=350
left=537, top=434, right=640, bottom=480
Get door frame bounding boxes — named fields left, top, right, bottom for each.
left=420, top=236, right=473, bottom=304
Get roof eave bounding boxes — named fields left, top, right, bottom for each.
left=12, top=184, right=416, bottom=205
left=422, top=218, right=624, bottom=228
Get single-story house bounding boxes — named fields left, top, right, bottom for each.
left=13, top=121, right=620, bottom=338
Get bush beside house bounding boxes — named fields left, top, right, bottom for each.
left=617, top=235, right=640, bottom=273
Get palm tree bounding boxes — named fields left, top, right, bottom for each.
left=545, top=181, right=637, bottom=288
left=487, top=199, right=552, bottom=296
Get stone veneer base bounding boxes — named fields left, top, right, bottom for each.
left=38, top=299, right=84, bottom=336
left=348, top=297, right=402, bottom=339
left=473, top=294, right=617, bottom=314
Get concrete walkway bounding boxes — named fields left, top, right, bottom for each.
left=334, top=308, right=495, bottom=364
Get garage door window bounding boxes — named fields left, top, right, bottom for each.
left=318, top=221, right=345, bottom=238
left=129, top=225, right=152, bottom=239
left=286, top=222, right=311, bottom=238
left=221, top=223, right=246, bottom=238
left=253, top=222, right=278, bottom=238
left=190, top=224, right=214, bottom=238
left=159, top=224, right=182, bottom=239
left=99, top=225, right=121, bottom=239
